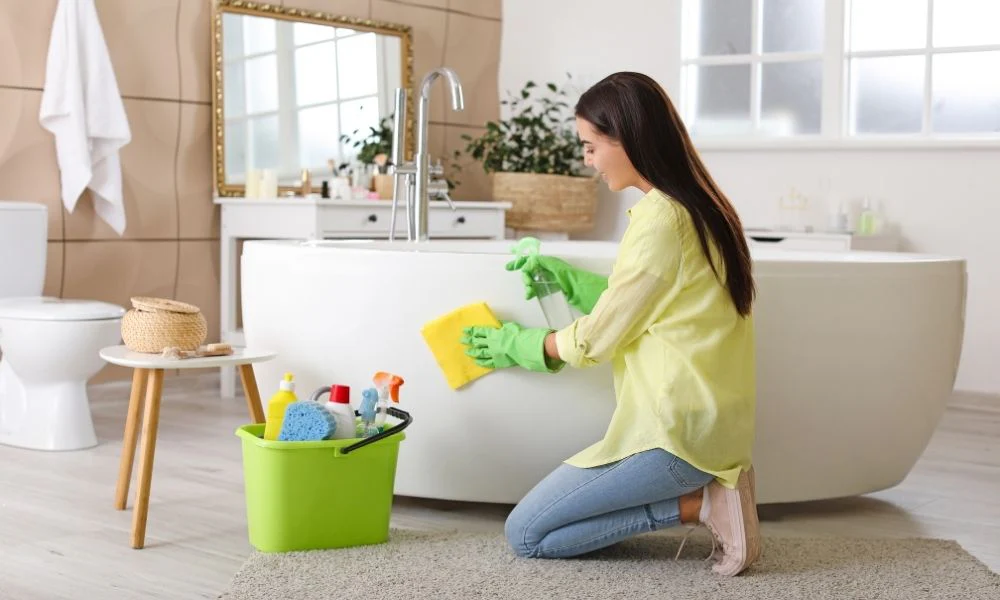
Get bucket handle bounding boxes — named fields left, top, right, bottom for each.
left=340, top=407, right=412, bottom=455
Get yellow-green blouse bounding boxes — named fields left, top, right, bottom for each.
left=554, top=188, right=756, bottom=489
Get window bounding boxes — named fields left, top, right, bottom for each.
left=680, top=0, right=1000, bottom=143
left=681, top=0, right=826, bottom=138
left=223, top=15, right=395, bottom=181
left=847, top=0, right=1000, bottom=136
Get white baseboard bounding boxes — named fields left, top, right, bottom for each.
left=950, top=390, right=1000, bottom=413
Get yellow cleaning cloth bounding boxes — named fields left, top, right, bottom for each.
left=421, top=301, right=501, bottom=390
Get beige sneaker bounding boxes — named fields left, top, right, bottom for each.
left=699, top=467, right=761, bottom=576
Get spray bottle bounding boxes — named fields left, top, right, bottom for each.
left=359, top=387, right=380, bottom=438
left=372, top=371, right=404, bottom=428
left=510, top=237, right=576, bottom=330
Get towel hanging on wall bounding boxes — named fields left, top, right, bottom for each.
left=39, top=0, right=131, bottom=235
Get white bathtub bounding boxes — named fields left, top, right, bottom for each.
left=240, top=239, right=966, bottom=504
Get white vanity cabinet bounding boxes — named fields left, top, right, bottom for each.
left=214, top=196, right=510, bottom=397
left=745, top=229, right=899, bottom=252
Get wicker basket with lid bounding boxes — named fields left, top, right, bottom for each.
left=121, top=297, right=207, bottom=353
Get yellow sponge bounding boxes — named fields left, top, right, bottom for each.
left=421, top=301, right=501, bottom=390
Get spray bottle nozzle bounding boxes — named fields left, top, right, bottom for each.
left=511, top=236, right=541, bottom=258
left=373, top=371, right=404, bottom=403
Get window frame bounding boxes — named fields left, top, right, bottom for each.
left=679, top=0, right=1000, bottom=150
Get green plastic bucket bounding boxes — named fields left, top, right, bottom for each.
left=235, top=407, right=411, bottom=552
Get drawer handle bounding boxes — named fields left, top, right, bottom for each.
left=367, top=214, right=378, bottom=223
left=749, top=235, right=785, bottom=243
left=456, top=216, right=466, bottom=225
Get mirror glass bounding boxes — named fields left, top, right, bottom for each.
left=218, top=10, right=406, bottom=189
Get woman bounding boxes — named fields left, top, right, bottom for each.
left=461, top=72, right=760, bottom=576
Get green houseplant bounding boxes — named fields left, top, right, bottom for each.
left=340, top=114, right=394, bottom=168
left=340, top=113, right=396, bottom=198
left=459, top=76, right=597, bottom=232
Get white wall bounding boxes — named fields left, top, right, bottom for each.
left=500, top=0, right=1000, bottom=395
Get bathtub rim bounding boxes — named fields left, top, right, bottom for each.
left=243, top=238, right=966, bottom=266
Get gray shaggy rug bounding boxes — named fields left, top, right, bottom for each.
left=219, top=528, right=999, bottom=599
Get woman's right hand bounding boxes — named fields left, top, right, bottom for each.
left=505, top=255, right=609, bottom=315
left=505, top=254, right=566, bottom=300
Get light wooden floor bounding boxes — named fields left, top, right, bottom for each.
left=0, top=373, right=997, bottom=599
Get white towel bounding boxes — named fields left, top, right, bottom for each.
left=39, top=0, right=131, bottom=235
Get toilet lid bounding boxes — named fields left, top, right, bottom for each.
left=0, top=297, right=125, bottom=321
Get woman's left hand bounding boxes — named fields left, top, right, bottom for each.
left=460, top=321, right=560, bottom=373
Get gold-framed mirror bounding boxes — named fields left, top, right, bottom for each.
left=211, top=0, right=414, bottom=197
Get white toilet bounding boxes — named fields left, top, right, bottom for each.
left=0, top=202, right=125, bottom=451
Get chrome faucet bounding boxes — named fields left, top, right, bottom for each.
left=389, top=68, right=464, bottom=241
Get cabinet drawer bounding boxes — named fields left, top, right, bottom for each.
left=317, top=204, right=504, bottom=239
left=318, top=206, right=404, bottom=237
left=746, top=234, right=850, bottom=251
left=429, top=207, right=502, bottom=238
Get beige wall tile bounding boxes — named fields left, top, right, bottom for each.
left=447, top=0, right=500, bottom=19
left=282, top=0, right=370, bottom=18
left=398, top=0, right=448, bottom=9
left=441, top=12, right=500, bottom=127
left=0, top=89, right=63, bottom=240
left=0, top=0, right=58, bottom=88
left=64, top=99, right=180, bottom=240
left=176, top=241, right=220, bottom=344
left=371, top=0, right=447, bottom=123
left=63, top=240, right=178, bottom=306
left=96, top=0, right=181, bottom=100
left=443, top=125, right=491, bottom=201
left=178, top=104, right=217, bottom=239
left=44, top=242, right=63, bottom=297
left=178, top=0, right=211, bottom=103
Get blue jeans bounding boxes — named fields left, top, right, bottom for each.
left=505, top=449, right=713, bottom=558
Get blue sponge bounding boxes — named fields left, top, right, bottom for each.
left=278, top=401, right=337, bottom=441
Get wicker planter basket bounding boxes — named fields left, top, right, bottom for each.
left=492, top=172, right=598, bottom=233
left=121, top=297, right=207, bottom=353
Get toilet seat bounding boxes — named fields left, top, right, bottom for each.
left=0, top=297, right=125, bottom=321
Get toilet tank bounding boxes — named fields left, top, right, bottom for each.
left=0, top=201, right=47, bottom=298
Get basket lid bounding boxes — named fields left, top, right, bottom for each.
left=131, top=296, right=201, bottom=314
left=0, top=297, right=125, bottom=321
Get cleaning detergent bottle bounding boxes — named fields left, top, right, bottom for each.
left=307, top=384, right=357, bottom=439
left=263, top=373, right=297, bottom=440
left=325, top=384, right=357, bottom=440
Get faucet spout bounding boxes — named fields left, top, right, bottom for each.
left=420, top=67, right=464, bottom=112
left=411, top=67, right=464, bottom=241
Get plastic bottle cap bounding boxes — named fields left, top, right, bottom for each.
left=330, top=384, right=350, bottom=404
left=280, top=373, right=295, bottom=391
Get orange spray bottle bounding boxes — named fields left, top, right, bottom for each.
left=372, top=371, right=404, bottom=428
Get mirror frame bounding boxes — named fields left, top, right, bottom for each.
left=211, top=0, right=414, bottom=197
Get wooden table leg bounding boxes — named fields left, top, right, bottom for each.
left=131, top=368, right=164, bottom=549
left=115, top=368, right=147, bottom=510
left=238, top=364, right=266, bottom=424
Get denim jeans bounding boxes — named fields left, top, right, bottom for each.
left=504, top=449, right=713, bottom=558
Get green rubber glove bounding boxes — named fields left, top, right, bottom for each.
left=505, top=254, right=609, bottom=315
left=460, top=322, right=561, bottom=373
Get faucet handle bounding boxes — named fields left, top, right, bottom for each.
left=441, top=192, right=456, bottom=211
left=427, top=179, right=456, bottom=210
left=429, top=158, right=445, bottom=178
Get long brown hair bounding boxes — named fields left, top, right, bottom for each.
left=575, top=72, right=755, bottom=317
